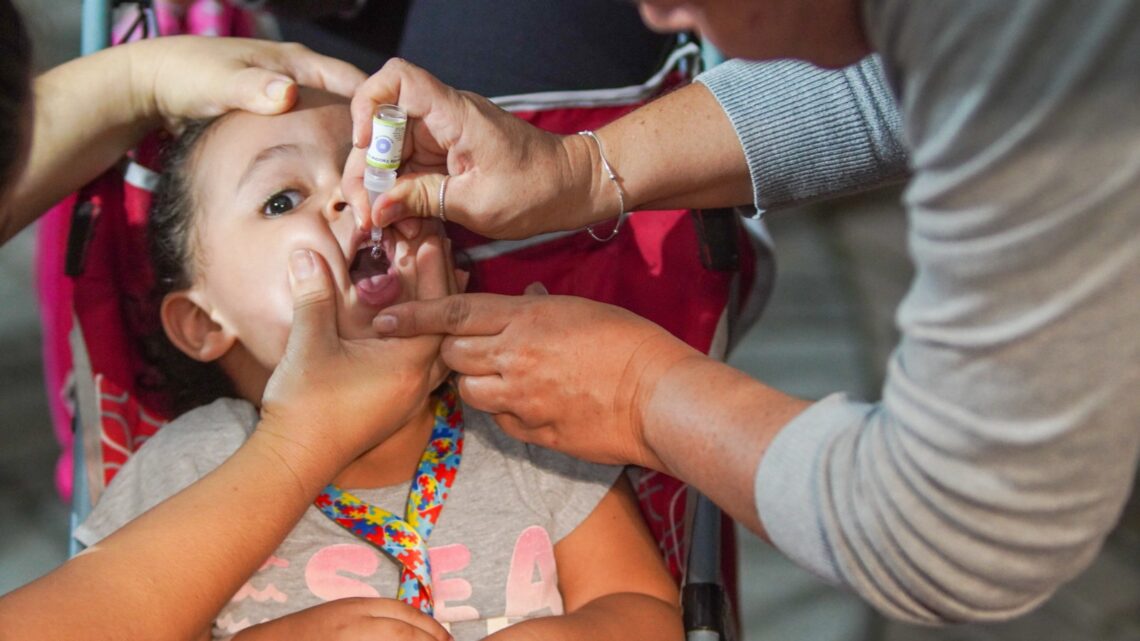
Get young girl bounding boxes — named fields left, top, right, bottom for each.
left=76, top=89, right=681, bottom=641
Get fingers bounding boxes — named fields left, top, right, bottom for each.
left=357, top=599, right=451, bottom=641
left=227, top=42, right=364, bottom=116
left=395, top=218, right=425, bottom=239
left=224, top=66, right=301, bottom=116
left=373, top=294, right=509, bottom=337
left=255, top=41, right=366, bottom=100
left=490, top=411, right=549, bottom=443
left=364, top=623, right=451, bottom=641
left=338, top=614, right=451, bottom=641
left=374, top=173, right=446, bottom=227
left=440, top=335, right=501, bottom=377
left=455, top=374, right=512, bottom=416
left=286, top=249, right=338, bottom=354
left=440, top=236, right=460, bottom=296
left=351, top=58, right=448, bottom=148
left=411, top=229, right=450, bottom=302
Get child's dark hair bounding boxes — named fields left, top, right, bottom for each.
left=0, top=0, right=33, bottom=199
left=146, top=118, right=237, bottom=415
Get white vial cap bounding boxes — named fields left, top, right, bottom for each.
left=364, top=167, right=397, bottom=206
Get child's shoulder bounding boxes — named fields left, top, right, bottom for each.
left=143, top=397, right=259, bottom=462
left=459, top=403, right=624, bottom=542
left=75, top=398, right=258, bottom=548
left=108, top=397, right=258, bottom=490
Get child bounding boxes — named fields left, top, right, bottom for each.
left=76, top=89, right=681, bottom=641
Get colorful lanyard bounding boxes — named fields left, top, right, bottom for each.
left=314, top=384, right=464, bottom=615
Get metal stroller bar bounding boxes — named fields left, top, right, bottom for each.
left=82, top=0, right=156, bottom=55
left=685, top=493, right=730, bottom=641
left=80, top=0, right=110, bottom=54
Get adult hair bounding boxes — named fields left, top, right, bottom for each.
left=0, top=0, right=33, bottom=199
left=146, top=118, right=237, bottom=415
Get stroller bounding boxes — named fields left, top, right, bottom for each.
left=37, top=2, right=775, bottom=639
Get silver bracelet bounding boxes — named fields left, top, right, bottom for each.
left=578, top=130, right=627, bottom=242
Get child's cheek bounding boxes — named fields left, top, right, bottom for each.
left=259, top=282, right=298, bottom=365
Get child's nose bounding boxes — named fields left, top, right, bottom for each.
left=322, top=189, right=349, bottom=224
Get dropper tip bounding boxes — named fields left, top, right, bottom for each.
left=370, top=227, right=383, bottom=258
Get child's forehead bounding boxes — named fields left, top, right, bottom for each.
left=197, top=97, right=352, bottom=176
left=213, top=94, right=351, bottom=142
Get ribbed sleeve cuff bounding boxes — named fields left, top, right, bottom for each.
left=697, top=56, right=907, bottom=214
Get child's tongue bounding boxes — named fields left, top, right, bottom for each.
left=350, top=247, right=401, bottom=308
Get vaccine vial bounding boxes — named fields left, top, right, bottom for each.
left=364, top=105, right=407, bottom=254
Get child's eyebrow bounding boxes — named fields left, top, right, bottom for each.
left=236, top=143, right=303, bottom=192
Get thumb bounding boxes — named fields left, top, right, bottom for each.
left=376, top=173, right=447, bottom=227
left=228, top=68, right=300, bottom=115
left=286, top=249, right=338, bottom=356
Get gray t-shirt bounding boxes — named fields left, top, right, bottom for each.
left=699, top=0, right=1140, bottom=625
left=76, top=398, right=622, bottom=640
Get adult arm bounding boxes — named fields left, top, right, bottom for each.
left=0, top=244, right=450, bottom=640
left=0, top=35, right=364, bottom=245
left=343, top=55, right=907, bottom=238
left=372, top=293, right=809, bottom=539
left=752, top=0, right=1140, bottom=624
left=375, top=0, right=1140, bottom=626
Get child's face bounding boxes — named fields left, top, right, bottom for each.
left=168, top=90, right=428, bottom=377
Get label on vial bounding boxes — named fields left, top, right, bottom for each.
left=366, top=114, right=406, bottom=170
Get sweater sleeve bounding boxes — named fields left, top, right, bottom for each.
left=753, top=0, right=1140, bottom=625
left=696, top=55, right=908, bottom=214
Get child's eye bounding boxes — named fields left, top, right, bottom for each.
left=261, top=190, right=304, bottom=217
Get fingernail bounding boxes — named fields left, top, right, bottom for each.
left=290, top=249, right=315, bottom=280
left=266, top=78, right=291, bottom=102
left=381, top=202, right=406, bottom=222
left=374, top=314, right=398, bottom=333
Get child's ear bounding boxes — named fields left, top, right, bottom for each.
left=160, top=291, right=236, bottom=363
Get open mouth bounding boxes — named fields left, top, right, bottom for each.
left=349, top=243, right=400, bottom=308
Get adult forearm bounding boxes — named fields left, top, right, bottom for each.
left=568, top=56, right=909, bottom=226
left=593, top=82, right=753, bottom=214
left=485, top=593, right=682, bottom=641
left=0, top=425, right=337, bottom=640
left=0, top=44, right=158, bottom=244
left=636, top=348, right=812, bottom=538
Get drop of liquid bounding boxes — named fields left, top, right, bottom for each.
left=369, top=227, right=383, bottom=259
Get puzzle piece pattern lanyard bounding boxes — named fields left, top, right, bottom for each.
left=314, top=384, right=464, bottom=615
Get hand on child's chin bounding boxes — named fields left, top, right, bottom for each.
left=259, top=244, right=448, bottom=470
